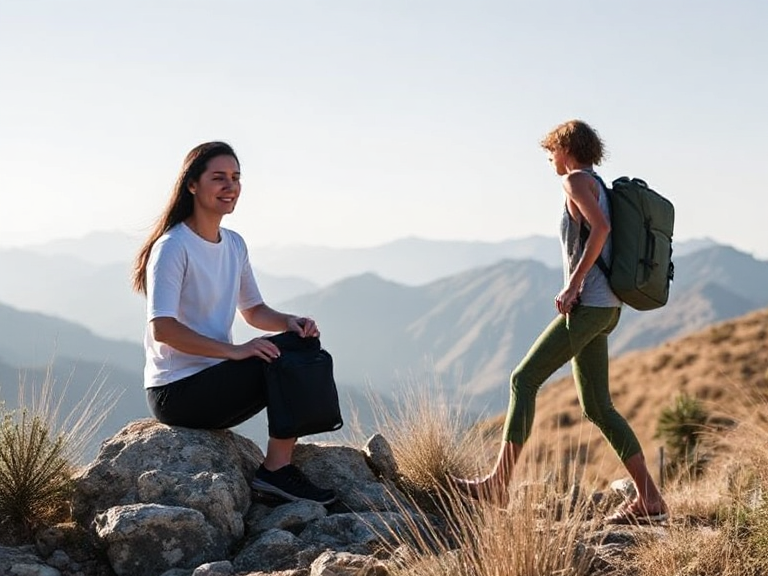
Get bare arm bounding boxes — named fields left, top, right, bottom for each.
left=565, top=172, right=610, bottom=287
left=240, top=303, right=320, bottom=338
left=556, top=172, right=611, bottom=314
left=151, top=317, right=281, bottom=362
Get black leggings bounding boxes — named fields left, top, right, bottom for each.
left=146, top=356, right=268, bottom=429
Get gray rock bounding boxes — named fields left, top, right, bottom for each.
left=159, top=569, right=193, bottom=576
left=363, top=434, right=399, bottom=481
left=0, top=546, right=49, bottom=576
left=299, top=512, right=409, bottom=552
left=71, top=419, right=264, bottom=575
left=94, top=503, right=226, bottom=576
left=136, top=469, right=245, bottom=540
left=296, top=547, right=330, bottom=569
left=292, top=444, right=410, bottom=512
left=72, top=419, right=263, bottom=534
left=158, top=569, right=193, bottom=576
left=310, top=550, right=390, bottom=576
left=609, top=478, right=637, bottom=501
left=9, top=563, right=61, bottom=576
left=233, top=529, right=303, bottom=573
left=44, top=550, right=70, bottom=570
left=191, top=560, right=234, bottom=575
left=243, top=501, right=275, bottom=535
left=256, top=500, right=328, bottom=533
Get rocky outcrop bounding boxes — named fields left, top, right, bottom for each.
left=1, top=419, right=662, bottom=576
left=68, top=419, right=413, bottom=576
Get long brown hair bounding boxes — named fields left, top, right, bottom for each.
left=132, top=141, right=240, bottom=294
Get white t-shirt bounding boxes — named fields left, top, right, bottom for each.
left=143, top=223, right=264, bottom=388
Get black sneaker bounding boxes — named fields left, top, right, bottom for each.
left=250, top=464, right=337, bottom=505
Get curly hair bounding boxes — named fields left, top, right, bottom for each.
left=539, top=119, right=606, bottom=166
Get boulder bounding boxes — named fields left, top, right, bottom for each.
left=291, top=444, right=411, bottom=513
left=94, top=503, right=226, bottom=576
left=73, top=419, right=262, bottom=543
left=68, top=420, right=418, bottom=575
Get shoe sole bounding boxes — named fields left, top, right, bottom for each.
left=250, top=478, right=337, bottom=506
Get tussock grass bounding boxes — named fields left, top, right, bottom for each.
left=0, top=367, right=118, bottom=542
left=370, top=359, right=768, bottom=576
left=369, top=375, right=485, bottom=497
left=368, top=376, right=598, bottom=576
left=620, top=408, right=768, bottom=576
left=385, top=489, right=595, bottom=576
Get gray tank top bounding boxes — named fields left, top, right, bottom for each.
left=559, top=171, right=622, bottom=308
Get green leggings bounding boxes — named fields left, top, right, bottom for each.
left=502, top=305, right=641, bottom=462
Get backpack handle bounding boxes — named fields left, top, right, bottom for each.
left=614, top=176, right=648, bottom=188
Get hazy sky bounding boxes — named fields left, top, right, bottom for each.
left=1, top=0, right=766, bottom=257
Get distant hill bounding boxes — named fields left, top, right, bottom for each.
left=0, top=302, right=143, bottom=372
left=0, top=302, right=147, bottom=458
left=5, top=232, right=721, bottom=346
left=27, top=230, right=144, bottom=266
left=0, top=303, right=383, bottom=459
left=248, top=235, right=720, bottom=287
left=278, top=245, right=768, bottom=412
left=4, top=240, right=764, bottom=415
left=477, top=307, right=768, bottom=488
left=20, top=230, right=719, bottom=287
left=0, top=248, right=317, bottom=343
left=611, top=246, right=768, bottom=351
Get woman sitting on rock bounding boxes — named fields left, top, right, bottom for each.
left=132, top=141, right=336, bottom=505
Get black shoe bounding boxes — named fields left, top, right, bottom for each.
left=250, top=464, right=337, bottom=505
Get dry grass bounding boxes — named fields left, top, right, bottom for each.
left=380, top=474, right=596, bottom=576
left=0, top=367, right=118, bottom=543
left=481, top=308, right=768, bottom=488
left=0, top=409, right=73, bottom=540
left=368, top=376, right=602, bottom=576
left=369, top=310, right=768, bottom=575
left=367, top=374, right=485, bottom=497
left=615, top=404, right=768, bottom=576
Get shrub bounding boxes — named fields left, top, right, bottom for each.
left=0, top=370, right=118, bottom=543
left=655, top=393, right=710, bottom=480
left=0, top=409, right=73, bottom=541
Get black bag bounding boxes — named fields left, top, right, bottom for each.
left=263, top=332, right=343, bottom=439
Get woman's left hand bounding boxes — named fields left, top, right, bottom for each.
left=555, top=285, right=581, bottom=315
left=288, top=316, right=320, bottom=338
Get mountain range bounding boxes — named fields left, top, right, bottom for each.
left=2, top=232, right=720, bottom=344
left=275, top=244, right=768, bottom=411
left=24, top=231, right=717, bottom=287
left=1, top=233, right=767, bottom=455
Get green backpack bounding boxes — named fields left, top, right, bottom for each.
left=584, top=174, right=675, bottom=311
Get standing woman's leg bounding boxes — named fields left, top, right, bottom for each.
left=571, top=307, right=667, bottom=517
left=454, top=314, right=577, bottom=498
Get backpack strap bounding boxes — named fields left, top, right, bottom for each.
left=579, top=223, right=611, bottom=277
left=578, top=170, right=611, bottom=277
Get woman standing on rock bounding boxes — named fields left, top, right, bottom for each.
left=132, top=141, right=336, bottom=505
left=452, top=120, right=668, bottom=525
